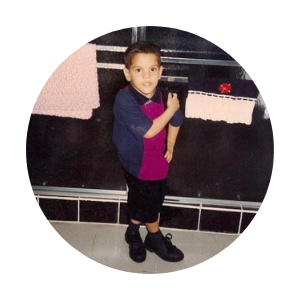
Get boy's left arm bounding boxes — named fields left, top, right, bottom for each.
left=164, top=124, right=180, bottom=163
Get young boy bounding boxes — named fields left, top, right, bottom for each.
left=113, top=41, right=184, bottom=263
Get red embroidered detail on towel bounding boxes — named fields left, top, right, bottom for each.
left=218, top=83, right=231, bottom=94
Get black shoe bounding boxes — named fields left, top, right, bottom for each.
left=144, top=230, right=184, bottom=262
left=125, top=224, right=146, bottom=263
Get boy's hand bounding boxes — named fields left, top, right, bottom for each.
left=164, top=140, right=175, bottom=163
left=164, top=149, right=173, bottom=163
left=167, top=93, right=180, bottom=113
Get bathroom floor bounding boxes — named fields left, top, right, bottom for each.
left=0, top=222, right=300, bottom=274
left=49, top=223, right=300, bottom=274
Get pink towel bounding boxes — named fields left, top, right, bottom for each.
left=185, top=92, right=256, bottom=125
left=33, top=43, right=100, bottom=119
left=185, top=77, right=258, bottom=125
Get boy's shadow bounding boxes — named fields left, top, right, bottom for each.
left=0, top=33, right=18, bottom=180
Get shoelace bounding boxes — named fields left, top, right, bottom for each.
left=164, top=233, right=177, bottom=250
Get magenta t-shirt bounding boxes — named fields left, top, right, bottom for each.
left=138, top=100, right=169, bottom=180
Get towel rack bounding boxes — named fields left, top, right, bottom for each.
left=96, top=45, right=240, bottom=67
left=96, top=45, right=242, bottom=83
left=96, top=32, right=243, bottom=84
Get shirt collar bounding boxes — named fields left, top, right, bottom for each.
left=128, top=83, right=161, bottom=105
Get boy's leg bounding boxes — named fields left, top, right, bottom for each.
left=130, top=219, right=142, bottom=225
left=122, top=170, right=147, bottom=262
left=125, top=219, right=146, bottom=263
left=123, top=170, right=183, bottom=263
left=145, top=220, right=159, bottom=233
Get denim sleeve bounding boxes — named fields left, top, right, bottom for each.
left=114, top=90, right=153, bottom=139
left=169, top=108, right=184, bottom=127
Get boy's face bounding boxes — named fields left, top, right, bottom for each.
left=124, top=53, right=163, bottom=98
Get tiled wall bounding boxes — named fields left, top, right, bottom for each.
left=0, top=196, right=300, bottom=234
left=37, top=194, right=258, bottom=234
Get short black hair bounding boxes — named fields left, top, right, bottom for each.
left=124, top=41, right=161, bottom=69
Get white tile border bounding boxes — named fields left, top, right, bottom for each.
left=197, top=205, right=202, bottom=231
left=0, top=191, right=300, bottom=235
left=0, top=193, right=300, bottom=214
left=238, top=211, right=243, bottom=234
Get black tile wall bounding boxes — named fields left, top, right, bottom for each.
left=241, top=213, right=300, bottom=234
left=200, top=209, right=241, bottom=234
left=24, top=199, right=300, bottom=234
left=0, top=206, right=42, bottom=231
left=27, top=110, right=127, bottom=191
left=80, top=201, right=118, bottom=223
left=89, top=27, right=132, bottom=46
left=39, top=198, right=78, bottom=221
left=119, top=202, right=199, bottom=230
left=119, top=202, right=129, bottom=225
left=159, top=206, right=199, bottom=230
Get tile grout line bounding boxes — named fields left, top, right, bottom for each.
left=117, top=201, right=120, bottom=224
left=238, top=205, right=243, bottom=234
left=78, top=199, right=80, bottom=222
left=37, top=195, right=123, bottom=203
left=91, top=232, right=97, bottom=259
left=197, top=205, right=202, bottom=231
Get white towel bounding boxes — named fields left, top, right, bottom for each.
left=185, top=92, right=256, bottom=125
left=33, top=43, right=100, bottom=119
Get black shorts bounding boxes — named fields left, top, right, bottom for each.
left=123, top=169, right=167, bottom=223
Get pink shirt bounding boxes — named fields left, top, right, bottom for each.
left=138, top=100, right=169, bottom=180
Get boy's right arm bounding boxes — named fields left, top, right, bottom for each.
left=144, top=93, right=179, bottom=139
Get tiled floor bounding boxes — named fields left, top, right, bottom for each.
left=0, top=222, right=300, bottom=274
left=45, top=223, right=300, bottom=274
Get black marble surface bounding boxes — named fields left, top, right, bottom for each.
left=120, top=201, right=200, bottom=231
left=89, top=27, right=132, bottom=46
left=200, top=209, right=241, bottom=234
left=146, top=26, right=234, bottom=61
left=119, top=203, right=129, bottom=225
left=80, top=201, right=118, bottom=223
left=159, top=206, right=199, bottom=230
left=40, top=199, right=78, bottom=231
left=26, top=114, right=126, bottom=190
